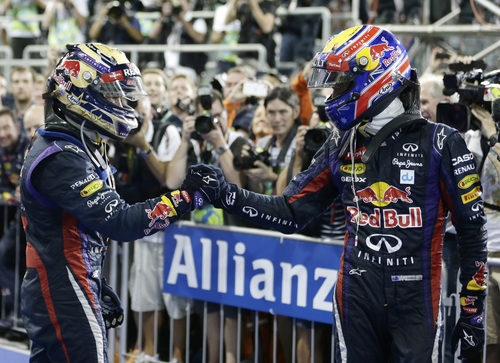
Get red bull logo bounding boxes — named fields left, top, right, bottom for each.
left=354, top=182, right=412, bottom=207
left=369, top=37, right=394, bottom=62
left=467, top=261, right=487, bottom=291
left=146, top=197, right=177, bottom=227
left=347, top=206, right=422, bottom=228
left=60, top=60, right=81, bottom=78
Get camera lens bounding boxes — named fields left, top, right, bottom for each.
left=194, top=115, right=215, bottom=135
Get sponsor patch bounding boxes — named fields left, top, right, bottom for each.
left=80, top=180, right=104, bottom=197
left=461, top=186, right=481, bottom=204
left=458, top=174, right=480, bottom=189
left=145, top=196, right=177, bottom=227
left=181, top=190, right=191, bottom=203
left=340, top=163, right=366, bottom=174
left=391, top=274, right=423, bottom=281
left=400, top=169, right=414, bottom=184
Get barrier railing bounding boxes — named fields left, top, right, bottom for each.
left=21, top=43, right=269, bottom=71
left=1, top=212, right=500, bottom=362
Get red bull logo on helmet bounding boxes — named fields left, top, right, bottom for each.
left=60, top=60, right=81, bottom=78
left=368, top=37, right=394, bottom=62
left=354, top=182, right=412, bottom=207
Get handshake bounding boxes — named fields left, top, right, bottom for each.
left=181, top=164, right=232, bottom=209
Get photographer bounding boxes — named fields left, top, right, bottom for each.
left=149, top=0, right=208, bottom=74
left=225, top=0, right=277, bottom=68
left=41, top=0, right=88, bottom=47
left=88, top=0, right=143, bottom=44
left=240, top=86, right=300, bottom=195
left=435, top=61, right=500, bottom=361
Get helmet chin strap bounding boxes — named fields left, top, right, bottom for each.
left=80, top=120, right=115, bottom=189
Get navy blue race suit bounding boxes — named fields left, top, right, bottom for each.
left=19, top=129, right=193, bottom=363
left=217, top=120, right=488, bottom=362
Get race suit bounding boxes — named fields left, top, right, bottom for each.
left=219, top=119, right=488, bottom=362
left=19, top=129, right=194, bottom=363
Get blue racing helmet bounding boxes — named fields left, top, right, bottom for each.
left=308, top=25, right=411, bottom=130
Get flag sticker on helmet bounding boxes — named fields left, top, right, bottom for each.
left=102, top=71, right=124, bottom=83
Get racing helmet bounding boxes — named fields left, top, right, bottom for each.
left=47, top=43, right=147, bottom=140
left=308, top=25, right=411, bottom=130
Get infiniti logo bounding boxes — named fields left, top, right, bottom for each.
left=402, top=143, right=418, bottom=152
left=242, top=206, right=258, bottom=217
left=471, top=201, right=483, bottom=212
left=105, top=199, right=119, bottom=213
left=366, top=234, right=402, bottom=253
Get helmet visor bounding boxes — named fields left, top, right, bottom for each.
left=307, top=51, right=354, bottom=89
left=96, top=63, right=147, bottom=101
left=308, top=68, right=354, bottom=90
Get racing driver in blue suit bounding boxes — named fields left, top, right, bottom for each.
left=182, top=25, right=488, bottom=362
left=19, top=43, right=199, bottom=362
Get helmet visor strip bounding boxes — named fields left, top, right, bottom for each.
left=96, top=63, right=147, bottom=102
left=308, top=52, right=354, bottom=89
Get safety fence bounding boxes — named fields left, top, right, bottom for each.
left=1, top=210, right=500, bottom=362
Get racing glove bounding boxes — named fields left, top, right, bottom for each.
left=451, top=265, right=487, bottom=360
left=182, top=164, right=230, bottom=209
left=100, top=279, right=124, bottom=330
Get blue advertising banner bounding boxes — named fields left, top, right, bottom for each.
left=163, top=224, right=344, bottom=324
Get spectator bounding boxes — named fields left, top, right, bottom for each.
left=150, top=0, right=208, bottom=76
left=419, top=72, right=450, bottom=122
left=225, top=0, right=277, bottom=69
left=249, top=101, right=273, bottom=143
left=211, top=0, right=241, bottom=74
left=0, top=74, right=8, bottom=108
left=278, top=0, right=328, bottom=74
left=142, top=68, right=182, bottom=160
left=1, top=0, right=47, bottom=59
left=222, top=65, right=259, bottom=134
left=0, top=107, right=30, bottom=316
left=88, top=0, right=143, bottom=44
left=22, top=103, right=44, bottom=140
left=33, top=72, right=46, bottom=105
left=40, top=0, right=88, bottom=47
left=245, top=86, right=300, bottom=195
left=370, top=0, right=422, bottom=24
left=9, top=66, right=36, bottom=123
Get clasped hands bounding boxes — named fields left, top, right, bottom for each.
left=181, top=164, right=230, bottom=209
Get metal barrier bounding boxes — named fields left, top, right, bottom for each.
left=21, top=43, right=268, bottom=72
left=1, top=209, right=500, bottom=362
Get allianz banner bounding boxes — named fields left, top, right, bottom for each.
left=163, top=223, right=343, bottom=324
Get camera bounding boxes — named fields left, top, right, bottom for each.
left=312, top=94, right=329, bottom=122
left=171, top=0, right=182, bottom=16
left=231, top=137, right=270, bottom=171
left=192, top=85, right=218, bottom=140
left=304, top=126, right=332, bottom=156
left=438, top=60, right=500, bottom=132
left=108, top=1, right=124, bottom=20
left=127, top=99, right=143, bottom=136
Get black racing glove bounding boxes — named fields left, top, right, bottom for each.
left=182, top=164, right=230, bottom=209
left=451, top=277, right=486, bottom=360
left=100, top=279, right=124, bottom=330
